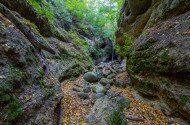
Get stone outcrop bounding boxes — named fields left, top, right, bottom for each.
left=87, top=96, right=130, bottom=125
left=116, top=0, right=190, bottom=122
left=0, top=1, right=93, bottom=124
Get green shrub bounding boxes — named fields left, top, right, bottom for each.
left=27, top=0, right=56, bottom=24
left=38, top=68, right=45, bottom=77
left=6, top=96, right=23, bottom=122
left=108, top=108, right=126, bottom=125
left=0, top=83, right=23, bottom=123
left=69, top=32, right=90, bottom=52
left=116, top=35, right=134, bottom=58
left=39, top=79, right=46, bottom=88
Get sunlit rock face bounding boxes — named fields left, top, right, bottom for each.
left=116, top=0, right=190, bottom=122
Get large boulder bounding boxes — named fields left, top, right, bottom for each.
left=92, top=84, right=106, bottom=94
left=83, top=72, right=98, bottom=83
left=87, top=96, right=130, bottom=125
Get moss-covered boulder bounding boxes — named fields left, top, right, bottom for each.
left=87, top=96, right=130, bottom=125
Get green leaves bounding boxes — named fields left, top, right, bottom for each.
left=27, top=0, right=124, bottom=41
left=116, top=35, right=135, bottom=58
left=66, top=0, right=124, bottom=40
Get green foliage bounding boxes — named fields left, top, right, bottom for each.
left=116, top=35, right=134, bottom=58
left=0, top=83, right=13, bottom=103
left=44, top=88, right=54, bottom=98
left=136, top=38, right=156, bottom=51
left=6, top=96, right=23, bottom=122
left=39, top=80, right=46, bottom=88
left=66, top=0, right=124, bottom=40
left=66, top=0, right=88, bottom=19
left=0, top=83, right=23, bottom=123
left=108, top=108, right=126, bottom=125
left=127, top=50, right=157, bottom=74
left=69, top=32, right=90, bottom=54
left=26, top=0, right=124, bottom=42
left=10, top=67, right=27, bottom=83
left=180, top=95, right=189, bottom=106
left=38, top=68, right=45, bottom=77
left=161, top=50, right=170, bottom=64
left=27, top=0, right=56, bottom=25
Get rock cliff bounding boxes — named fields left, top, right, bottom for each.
left=116, top=0, right=190, bottom=122
left=0, top=0, right=104, bottom=124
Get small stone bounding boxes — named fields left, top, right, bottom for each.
left=0, top=75, right=6, bottom=79
left=105, top=84, right=111, bottom=90
left=116, top=96, right=130, bottom=109
left=96, top=69, right=104, bottom=80
left=83, top=86, right=91, bottom=93
left=97, top=63, right=105, bottom=69
left=107, top=73, right=116, bottom=79
left=114, top=80, right=126, bottom=88
left=99, top=78, right=113, bottom=86
left=78, top=92, right=89, bottom=99
left=72, top=87, right=82, bottom=92
left=92, top=84, right=106, bottom=93
left=83, top=72, right=98, bottom=83
left=115, top=69, right=124, bottom=73
left=102, top=67, right=111, bottom=77
left=95, top=93, right=105, bottom=99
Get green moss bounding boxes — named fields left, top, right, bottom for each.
left=136, top=38, right=156, bottom=51
left=160, top=49, right=170, bottom=64
left=0, top=83, right=13, bottom=103
left=38, top=68, right=45, bottom=77
left=0, top=83, right=23, bottom=123
left=179, top=95, right=189, bottom=106
left=116, top=35, right=134, bottom=58
left=109, top=108, right=126, bottom=125
left=141, top=31, right=149, bottom=36
left=24, top=19, right=40, bottom=33
left=6, top=96, right=23, bottom=122
left=44, top=88, right=54, bottom=99
left=26, top=48, right=40, bottom=65
left=39, top=79, right=46, bottom=88
left=27, top=0, right=56, bottom=25
left=127, top=49, right=157, bottom=74
left=69, top=32, right=90, bottom=53
left=10, top=67, right=27, bottom=83
left=27, top=54, right=39, bottom=64
left=130, top=75, right=156, bottom=96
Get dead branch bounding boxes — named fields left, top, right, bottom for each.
left=126, top=116, right=144, bottom=122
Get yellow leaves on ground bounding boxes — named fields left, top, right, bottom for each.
left=111, top=86, right=170, bottom=125
left=62, top=74, right=178, bottom=125
left=62, top=76, right=92, bottom=125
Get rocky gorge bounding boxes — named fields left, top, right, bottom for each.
left=0, top=0, right=190, bottom=125
left=116, top=0, right=190, bottom=123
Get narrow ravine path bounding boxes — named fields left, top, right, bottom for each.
left=61, top=61, right=181, bottom=125
left=62, top=76, right=93, bottom=125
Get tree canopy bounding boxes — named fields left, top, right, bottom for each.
left=66, top=0, right=124, bottom=39
left=27, top=0, right=124, bottom=40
